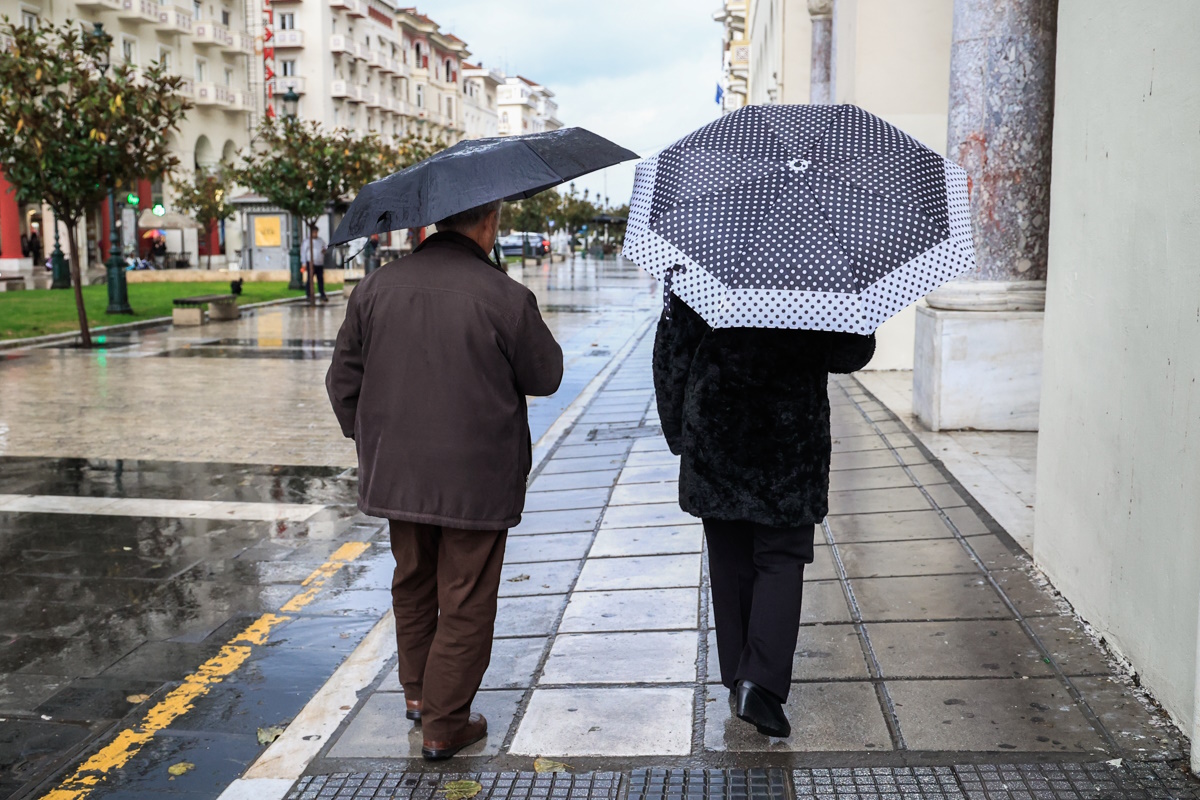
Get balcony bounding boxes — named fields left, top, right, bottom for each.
left=366, top=50, right=383, bottom=71
left=194, top=81, right=234, bottom=107
left=329, top=0, right=365, bottom=15
left=174, top=77, right=194, bottom=98
left=275, top=29, right=303, bottom=48
left=76, top=0, right=122, bottom=10
left=155, top=4, right=192, bottom=33
left=193, top=19, right=234, bottom=49
left=118, top=0, right=159, bottom=25
left=225, top=31, right=254, bottom=53
left=275, top=76, right=306, bottom=94
left=225, top=90, right=255, bottom=112
left=364, top=90, right=381, bottom=108
left=330, top=34, right=353, bottom=55
left=332, top=80, right=366, bottom=103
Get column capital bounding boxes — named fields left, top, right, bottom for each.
left=807, top=0, right=833, bottom=19
left=925, top=280, right=1047, bottom=312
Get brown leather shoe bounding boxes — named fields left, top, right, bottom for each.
left=421, top=713, right=487, bottom=761
left=406, top=698, right=422, bottom=723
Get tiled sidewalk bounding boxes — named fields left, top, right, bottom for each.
left=310, top=329, right=1186, bottom=777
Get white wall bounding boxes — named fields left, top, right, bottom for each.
left=1034, top=0, right=1200, bottom=738
left=833, top=0, right=953, bottom=371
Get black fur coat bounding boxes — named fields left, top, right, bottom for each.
left=652, top=296, right=876, bottom=528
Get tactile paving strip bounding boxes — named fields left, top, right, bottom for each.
left=288, top=772, right=620, bottom=800
left=792, top=762, right=1200, bottom=800
left=628, top=769, right=789, bottom=800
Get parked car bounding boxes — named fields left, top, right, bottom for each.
left=500, top=232, right=550, bottom=257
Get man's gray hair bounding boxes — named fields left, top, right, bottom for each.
left=435, top=199, right=503, bottom=232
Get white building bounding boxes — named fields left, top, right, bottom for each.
left=712, top=0, right=749, bottom=113
left=461, top=62, right=501, bottom=140
left=497, top=75, right=561, bottom=137
left=0, top=0, right=258, bottom=269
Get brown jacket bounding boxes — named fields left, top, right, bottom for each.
left=326, top=231, right=564, bottom=530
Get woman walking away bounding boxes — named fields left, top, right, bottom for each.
left=652, top=295, right=874, bottom=737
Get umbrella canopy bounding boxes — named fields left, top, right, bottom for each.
left=331, top=127, right=638, bottom=245
left=137, top=209, right=204, bottom=230
left=623, top=104, right=977, bottom=334
left=141, top=228, right=167, bottom=239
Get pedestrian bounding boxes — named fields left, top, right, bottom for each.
left=326, top=200, right=563, bottom=760
left=150, top=235, right=168, bottom=268
left=301, top=224, right=329, bottom=302
left=27, top=229, right=40, bottom=267
left=652, top=296, right=875, bottom=738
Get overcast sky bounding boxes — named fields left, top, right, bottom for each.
left=429, top=0, right=724, bottom=209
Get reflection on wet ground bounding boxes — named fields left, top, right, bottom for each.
left=0, top=257, right=660, bottom=798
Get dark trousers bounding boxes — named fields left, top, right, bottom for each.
left=388, top=520, right=507, bottom=740
left=306, top=264, right=326, bottom=299
left=703, top=518, right=815, bottom=702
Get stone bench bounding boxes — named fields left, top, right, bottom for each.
left=172, top=293, right=238, bottom=326
left=0, top=275, right=26, bottom=292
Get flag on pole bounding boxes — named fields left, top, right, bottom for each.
left=715, top=83, right=725, bottom=105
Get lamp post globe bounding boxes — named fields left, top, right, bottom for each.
left=282, top=87, right=305, bottom=290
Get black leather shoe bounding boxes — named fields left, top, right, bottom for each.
left=735, top=680, right=790, bottom=737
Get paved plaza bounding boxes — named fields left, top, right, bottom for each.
left=0, top=258, right=1195, bottom=800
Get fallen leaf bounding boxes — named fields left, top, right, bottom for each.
left=534, top=758, right=571, bottom=774
left=257, top=725, right=285, bottom=745
left=441, top=780, right=482, bottom=800
left=167, top=761, right=194, bottom=778
left=507, top=574, right=530, bottom=583
left=126, top=694, right=150, bottom=703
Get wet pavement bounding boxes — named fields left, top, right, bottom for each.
left=1, top=256, right=1197, bottom=800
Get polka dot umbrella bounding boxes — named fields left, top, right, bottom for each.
left=623, top=104, right=977, bottom=334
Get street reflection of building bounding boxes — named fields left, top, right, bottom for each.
left=0, top=0, right=259, bottom=275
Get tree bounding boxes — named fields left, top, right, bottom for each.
left=0, top=19, right=190, bottom=346
left=234, top=120, right=442, bottom=299
left=172, top=167, right=235, bottom=269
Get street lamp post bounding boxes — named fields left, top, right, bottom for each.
left=50, top=222, right=70, bottom=289
left=282, top=88, right=304, bottom=291
left=91, top=23, right=132, bottom=314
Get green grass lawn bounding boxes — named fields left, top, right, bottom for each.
left=0, top=281, right=341, bottom=341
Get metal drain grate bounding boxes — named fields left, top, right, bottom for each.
left=629, top=769, right=788, bottom=800
left=289, top=772, right=621, bottom=800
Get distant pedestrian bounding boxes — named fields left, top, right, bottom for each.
left=653, top=297, right=875, bottom=738
left=301, top=224, right=328, bottom=302
left=326, top=200, right=563, bottom=760
left=27, top=230, right=40, bottom=267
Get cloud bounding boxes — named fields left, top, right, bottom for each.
left=422, top=0, right=725, bottom=203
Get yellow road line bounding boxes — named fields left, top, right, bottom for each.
left=42, top=541, right=373, bottom=800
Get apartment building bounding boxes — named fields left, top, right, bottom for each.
left=713, top=0, right=749, bottom=113
left=0, top=0, right=258, bottom=271
left=461, top=62, right=501, bottom=140
left=496, top=75, right=561, bottom=137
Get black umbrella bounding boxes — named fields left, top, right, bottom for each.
left=624, top=104, right=977, bottom=334
left=331, top=128, right=638, bottom=245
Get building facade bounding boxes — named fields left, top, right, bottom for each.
left=496, top=75, right=561, bottom=137
left=712, top=0, right=749, bottom=113
left=461, top=62, right=501, bottom=140
left=0, top=0, right=258, bottom=272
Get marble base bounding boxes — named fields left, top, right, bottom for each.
left=913, top=304, right=1044, bottom=432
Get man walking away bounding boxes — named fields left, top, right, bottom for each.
left=326, top=200, right=563, bottom=760
left=301, top=224, right=329, bottom=302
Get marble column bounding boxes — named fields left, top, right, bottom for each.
left=913, top=0, right=1059, bottom=431
left=808, top=0, right=833, bottom=104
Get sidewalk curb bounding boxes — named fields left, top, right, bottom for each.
left=221, top=315, right=655, bottom=796
left=0, top=295, right=308, bottom=352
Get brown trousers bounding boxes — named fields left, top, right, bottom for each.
left=388, top=520, right=507, bottom=740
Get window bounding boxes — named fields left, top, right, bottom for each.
left=121, top=36, right=136, bottom=64
left=224, top=67, right=233, bottom=86
left=333, top=107, right=340, bottom=126
left=444, top=58, right=451, bottom=80
left=281, top=59, right=295, bottom=77
left=159, top=47, right=172, bottom=71
left=279, top=12, right=294, bottom=28
left=195, top=57, right=207, bottom=82
left=446, top=97, right=453, bottom=118
left=415, top=84, right=423, bottom=107
left=20, top=9, right=38, bottom=29
left=220, top=7, right=229, bottom=24
left=501, top=111, right=508, bottom=125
